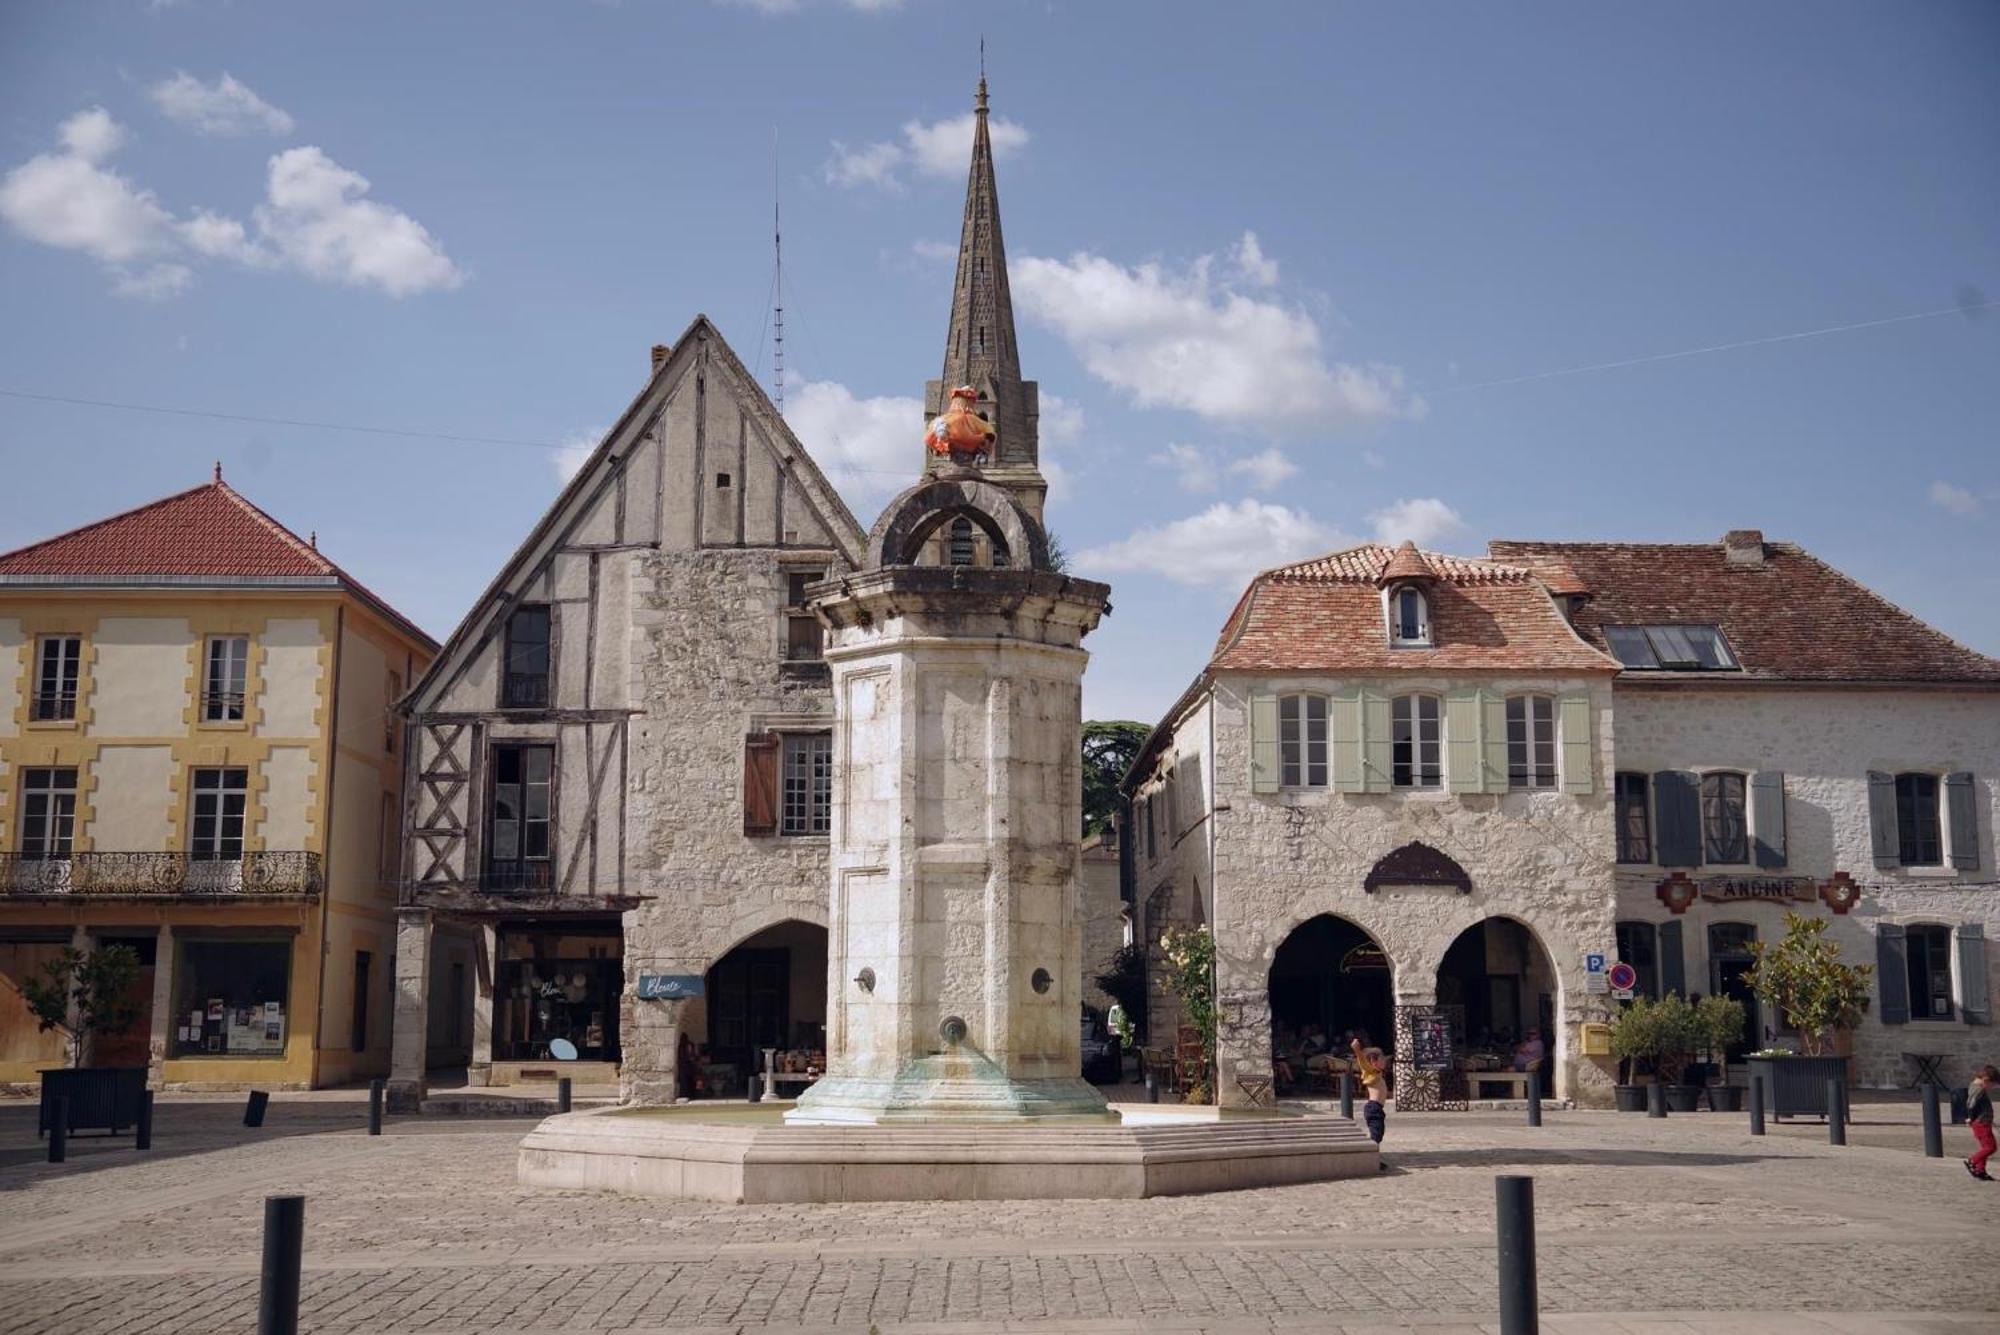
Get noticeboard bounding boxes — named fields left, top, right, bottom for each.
left=1410, top=1012, right=1454, bottom=1072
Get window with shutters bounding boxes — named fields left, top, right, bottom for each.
left=782, top=569, right=825, bottom=664
left=780, top=733, right=832, bottom=836
left=1391, top=694, right=1441, bottom=788
left=487, top=744, right=553, bottom=888
left=1388, top=586, right=1430, bottom=647
left=1278, top=694, right=1328, bottom=788
left=1895, top=773, right=1943, bottom=866
left=1504, top=695, right=1555, bottom=790
left=19, top=767, right=77, bottom=858
left=1701, top=772, right=1749, bottom=864
left=1614, top=921, right=1660, bottom=1000
left=31, top=635, right=81, bottom=722
left=189, top=767, right=248, bottom=861
left=501, top=606, right=551, bottom=709
left=201, top=636, right=249, bottom=722
left=1905, top=924, right=1954, bottom=1020
left=1616, top=772, right=1651, bottom=863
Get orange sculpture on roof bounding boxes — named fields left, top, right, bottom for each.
left=925, top=386, right=995, bottom=466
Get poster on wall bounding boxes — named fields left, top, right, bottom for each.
left=206, top=999, right=224, bottom=1021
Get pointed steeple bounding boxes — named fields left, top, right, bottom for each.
left=925, top=74, right=1046, bottom=520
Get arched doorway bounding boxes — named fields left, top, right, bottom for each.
left=701, top=920, right=827, bottom=1093
left=1267, top=915, right=1393, bottom=1096
left=1435, top=917, right=1558, bottom=1075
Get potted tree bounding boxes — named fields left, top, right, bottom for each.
left=1695, top=995, right=1747, bottom=1111
left=20, top=943, right=147, bottom=1138
left=1652, top=994, right=1707, bottom=1112
left=1743, top=912, right=1870, bottom=1120
left=1609, top=996, right=1662, bottom=1112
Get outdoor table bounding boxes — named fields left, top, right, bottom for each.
left=1905, top=1053, right=1950, bottom=1093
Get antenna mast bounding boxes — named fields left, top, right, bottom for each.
left=772, top=127, right=785, bottom=416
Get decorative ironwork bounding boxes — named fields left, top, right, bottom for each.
left=0, top=851, right=322, bottom=898
left=1363, top=841, right=1472, bottom=895
left=1392, top=1003, right=1467, bottom=1112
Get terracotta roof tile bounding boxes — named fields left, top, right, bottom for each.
left=1488, top=537, right=2000, bottom=684
left=1376, top=540, right=1436, bottom=584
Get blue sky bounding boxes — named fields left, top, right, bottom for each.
left=2, top=1, right=1995, bottom=723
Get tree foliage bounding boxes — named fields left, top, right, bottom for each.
left=1160, top=925, right=1216, bottom=1103
left=1092, top=945, right=1148, bottom=1043
left=1081, top=719, right=1150, bottom=838
left=19, top=944, right=143, bottom=1068
left=1744, top=911, right=1872, bottom=1056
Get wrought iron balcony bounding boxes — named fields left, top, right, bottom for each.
left=29, top=690, right=77, bottom=722
left=0, top=851, right=323, bottom=898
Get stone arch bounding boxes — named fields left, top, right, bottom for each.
left=696, top=912, right=830, bottom=1086
left=865, top=473, right=1050, bottom=571
left=1266, top=913, right=1397, bottom=1095
left=1430, top=913, right=1567, bottom=1098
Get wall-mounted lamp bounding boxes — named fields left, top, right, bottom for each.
left=853, top=967, right=876, bottom=993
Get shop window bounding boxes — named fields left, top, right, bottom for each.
left=32, top=635, right=80, bottom=721
left=1895, top=773, right=1943, bottom=867
left=501, top=605, right=551, bottom=709
left=189, top=768, right=247, bottom=861
left=1614, top=921, right=1660, bottom=1000
left=493, top=927, right=621, bottom=1062
left=488, top=744, right=553, bottom=890
left=202, top=635, right=248, bottom=722
left=1906, top=924, right=1954, bottom=1020
left=1701, top=772, right=1749, bottom=863
left=173, top=937, right=292, bottom=1057
left=1391, top=693, right=1441, bottom=788
left=1505, top=695, right=1556, bottom=789
left=780, top=733, right=832, bottom=836
left=1616, top=772, right=1651, bottom=863
left=1279, top=694, right=1328, bottom=788
left=19, top=767, right=77, bottom=858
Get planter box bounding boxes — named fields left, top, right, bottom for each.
left=1746, top=1055, right=1848, bottom=1121
left=39, top=1066, right=147, bottom=1137
left=1706, top=1084, right=1743, bottom=1113
left=1613, top=1084, right=1647, bottom=1113
left=1664, top=1085, right=1704, bottom=1113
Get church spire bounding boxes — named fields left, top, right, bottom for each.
left=926, top=73, right=1045, bottom=519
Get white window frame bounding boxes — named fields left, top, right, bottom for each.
left=1278, top=693, right=1329, bottom=789
left=1386, top=585, right=1431, bottom=648
left=779, top=732, right=832, bottom=836
left=202, top=635, right=250, bottom=722
left=1391, top=693, right=1442, bottom=789
left=20, top=767, right=78, bottom=859
left=1505, top=694, right=1557, bottom=790
left=189, top=766, right=248, bottom=862
left=32, top=635, right=81, bottom=722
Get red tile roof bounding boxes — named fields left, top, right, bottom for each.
left=1209, top=544, right=1616, bottom=674
left=1488, top=536, right=2000, bottom=684
left=1376, top=540, right=1436, bottom=585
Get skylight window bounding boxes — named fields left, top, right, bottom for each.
left=1604, top=624, right=1738, bottom=671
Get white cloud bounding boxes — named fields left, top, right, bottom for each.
left=910, top=237, right=957, bottom=262
left=60, top=107, right=127, bottom=163
left=1369, top=497, right=1467, bottom=549
left=1153, top=443, right=1220, bottom=494
left=111, top=262, right=193, bottom=300
left=1013, top=241, right=1423, bottom=433
left=1230, top=447, right=1298, bottom=490
left=786, top=378, right=923, bottom=511
left=553, top=427, right=602, bottom=482
left=1146, top=442, right=1298, bottom=496
left=1040, top=392, right=1085, bottom=445
left=0, top=108, right=177, bottom=269
left=1074, top=499, right=1343, bottom=589
left=1928, top=481, right=1981, bottom=517
left=1230, top=231, right=1278, bottom=287
left=1361, top=449, right=1386, bottom=471
left=253, top=147, right=462, bottom=296
left=823, top=112, right=1028, bottom=192
left=149, top=72, right=295, bottom=137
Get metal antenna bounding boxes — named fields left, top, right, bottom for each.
left=772, top=126, right=785, bottom=416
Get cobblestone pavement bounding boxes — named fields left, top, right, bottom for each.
left=1, top=1099, right=1995, bottom=1334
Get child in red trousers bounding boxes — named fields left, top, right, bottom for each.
left=1967, top=1065, right=1996, bottom=1181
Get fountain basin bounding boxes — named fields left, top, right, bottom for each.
left=517, top=1102, right=1378, bottom=1202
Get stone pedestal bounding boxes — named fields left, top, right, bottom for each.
left=387, top=907, right=432, bottom=1112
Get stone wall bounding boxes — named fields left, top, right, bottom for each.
left=1079, top=832, right=1125, bottom=1014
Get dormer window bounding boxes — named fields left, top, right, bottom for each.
left=1388, top=585, right=1430, bottom=647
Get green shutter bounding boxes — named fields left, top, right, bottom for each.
left=1866, top=771, right=1898, bottom=868
left=1559, top=694, right=1592, bottom=794
left=1480, top=691, right=1510, bottom=794
left=1445, top=691, right=1480, bottom=793
left=1957, top=923, right=1991, bottom=1025
left=1249, top=694, right=1279, bottom=794
left=1875, top=923, right=1909, bottom=1025
left=1331, top=692, right=1363, bottom=793
left=1360, top=689, right=1392, bottom=793
left=1946, top=772, right=1979, bottom=870
left=1751, top=771, right=1787, bottom=868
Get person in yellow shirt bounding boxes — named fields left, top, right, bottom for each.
left=1350, top=1036, right=1389, bottom=1154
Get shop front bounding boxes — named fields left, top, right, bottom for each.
left=488, top=917, right=623, bottom=1085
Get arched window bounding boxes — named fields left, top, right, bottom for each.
left=948, top=516, right=976, bottom=566
left=1277, top=694, right=1328, bottom=788
left=1389, top=585, right=1430, bottom=646
left=1391, top=693, right=1441, bottom=788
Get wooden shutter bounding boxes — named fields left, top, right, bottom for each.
left=1445, top=691, right=1481, bottom=793
left=1751, top=771, right=1788, bottom=868
left=1875, top=923, right=1909, bottom=1025
left=1946, top=771, right=1980, bottom=870
left=1480, top=691, right=1510, bottom=794
left=1957, top=923, right=1991, bottom=1025
left=1866, top=770, right=1898, bottom=868
left=1658, top=919, right=1685, bottom=998
left=1653, top=771, right=1701, bottom=866
left=1360, top=689, right=1392, bottom=794
left=1331, top=692, right=1364, bottom=793
left=1249, top=694, right=1279, bottom=794
left=1558, top=694, right=1592, bottom=794
left=742, top=733, right=779, bottom=835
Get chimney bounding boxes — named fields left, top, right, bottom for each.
left=1722, top=529, right=1766, bottom=568
left=650, top=343, right=671, bottom=373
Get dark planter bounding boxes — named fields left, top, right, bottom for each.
left=1706, top=1084, right=1743, bottom=1113
left=39, top=1066, right=148, bottom=1137
left=1745, top=1054, right=1849, bottom=1120
left=1613, top=1084, right=1648, bottom=1112
left=1664, top=1084, right=1704, bottom=1113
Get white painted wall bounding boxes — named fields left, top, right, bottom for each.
left=88, top=617, right=190, bottom=736
left=89, top=745, right=175, bottom=849
left=258, top=618, right=323, bottom=737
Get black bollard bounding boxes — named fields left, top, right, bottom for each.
left=244, top=1089, right=269, bottom=1128
left=1748, top=1074, right=1765, bottom=1136
left=1526, top=1072, right=1542, bottom=1128
left=557, top=1076, right=573, bottom=1113
left=1495, top=1175, right=1538, bottom=1335
left=1339, top=1072, right=1354, bottom=1120
left=746, top=1072, right=761, bottom=1103
left=1921, top=1083, right=1943, bottom=1158
left=137, top=1090, right=154, bottom=1151
left=48, top=1096, right=68, bottom=1164
left=258, top=1194, right=304, bottom=1335
left=367, top=1079, right=384, bottom=1136
left=1826, top=1079, right=1845, bottom=1146
left=1646, top=1082, right=1666, bottom=1119
left=1950, top=1086, right=1967, bottom=1125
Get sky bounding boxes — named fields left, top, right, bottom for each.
left=1, top=1, right=1995, bottom=725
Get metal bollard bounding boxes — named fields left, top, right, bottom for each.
left=747, top=1072, right=762, bottom=1103
left=258, top=1194, right=305, bottom=1335
left=48, top=1096, right=68, bottom=1164
left=1495, top=1175, right=1538, bottom=1335
left=1339, top=1072, right=1354, bottom=1120
left=1921, top=1083, right=1943, bottom=1158
left=367, top=1079, right=384, bottom=1136
left=1647, top=1082, right=1666, bottom=1118
left=244, top=1089, right=269, bottom=1128
left=557, top=1077, right=573, bottom=1113
left=1827, top=1079, right=1845, bottom=1146
left=1526, top=1072, right=1542, bottom=1128
left=137, top=1090, right=154, bottom=1151
left=1748, top=1075, right=1765, bottom=1136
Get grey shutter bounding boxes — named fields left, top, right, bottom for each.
left=1751, top=771, right=1787, bottom=868
left=1874, top=923, right=1909, bottom=1025
left=1867, top=771, right=1899, bottom=868
left=1654, top=771, right=1701, bottom=867
left=1946, top=772, right=1979, bottom=870
left=1957, top=923, right=1991, bottom=1025
left=1658, top=919, right=1685, bottom=998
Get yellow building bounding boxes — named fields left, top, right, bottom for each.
left=0, top=472, right=437, bottom=1090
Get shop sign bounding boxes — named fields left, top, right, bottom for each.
left=637, top=973, right=703, bottom=1000
left=1654, top=870, right=1863, bottom=917
left=1701, top=876, right=1817, bottom=904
